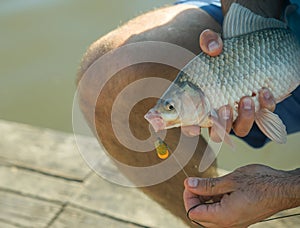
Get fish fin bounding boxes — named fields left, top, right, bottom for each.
left=284, top=4, right=298, bottom=23
left=223, top=3, right=287, bottom=39
left=210, top=110, right=235, bottom=149
left=276, top=83, right=300, bottom=103
left=276, top=93, right=292, bottom=103
left=255, top=108, right=287, bottom=144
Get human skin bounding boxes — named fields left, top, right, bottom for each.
left=182, top=29, right=277, bottom=141
left=180, top=0, right=286, bottom=139
left=184, top=164, right=300, bottom=227
left=77, top=5, right=221, bottom=227
left=183, top=2, right=299, bottom=227
left=77, top=1, right=286, bottom=227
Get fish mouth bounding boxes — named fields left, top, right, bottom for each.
left=144, top=110, right=166, bottom=132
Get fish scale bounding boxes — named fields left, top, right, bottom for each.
left=178, top=28, right=300, bottom=118
left=145, top=4, right=300, bottom=144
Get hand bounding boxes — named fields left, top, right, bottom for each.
left=183, top=164, right=299, bottom=228
left=181, top=30, right=276, bottom=140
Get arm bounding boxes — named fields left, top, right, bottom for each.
left=183, top=164, right=300, bottom=227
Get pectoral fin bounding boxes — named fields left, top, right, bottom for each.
left=255, top=108, right=287, bottom=144
left=276, top=93, right=292, bottom=103
left=284, top=4, right=298, bottom=23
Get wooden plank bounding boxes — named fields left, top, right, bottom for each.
left=70, top=173, right=188, bottom=228
left=50, top=205, right=141, bottom=228
left=0, top=120, right=91, bottom=181
left=1, top=120, right=298, bottom=227
left=0, top=165, right=82, bottom=203
left=0, top=220, right=20, bottom=228
left=71, top=172, right=300, bottom=228
left=0, top=190, right=61, bottom=228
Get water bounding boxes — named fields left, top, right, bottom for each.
left=0, top=0, right=173, bottom=133
left=0, top=0, right=298, bottom=171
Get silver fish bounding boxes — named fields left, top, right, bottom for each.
left=145, top=3, right=300, bottom=144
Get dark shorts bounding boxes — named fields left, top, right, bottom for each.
left=175, top=0, right=300, bottom=148
left=242, top=86, right=300, bottom=148
left=175, top=0, right=223, bottom=24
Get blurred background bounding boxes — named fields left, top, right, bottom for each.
left=0, top=0, right=172, bottom=133
left=0, top=0, right=299, bottom=171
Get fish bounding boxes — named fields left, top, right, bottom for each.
left=144, top=3, right=300, bottom=144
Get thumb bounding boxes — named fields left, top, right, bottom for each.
left=199, top=29, right=223, bottom=57
left=184, top=176, right=235, bottom=196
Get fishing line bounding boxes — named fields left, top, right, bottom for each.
left=260, top=212, right=300, bottom=222
left=187, top=203, right=300, bottom=227
left=172, top=150, right=190, bottom=179
left=153, top=131, right=300, bottom=225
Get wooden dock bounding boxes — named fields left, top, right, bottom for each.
left=0, top=120, right=299, bottom=228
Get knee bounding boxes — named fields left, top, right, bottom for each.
left=77, top=34, right=117, bottom=84
left=77, top=5, right=221, bottom=83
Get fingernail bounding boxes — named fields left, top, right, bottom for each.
left=188, top=178, right=198, bottom=188
left=221, top=108, right=230, bottom=120
left=208, top=40, right=219, bottom=52
left=243, top=97, right=252, bottom=110
left=263, top=89, right=270, bottom=100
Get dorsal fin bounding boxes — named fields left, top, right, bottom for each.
left=284, top=4, right=298, bottom=23
left=223, top=3, right=287, bottom=39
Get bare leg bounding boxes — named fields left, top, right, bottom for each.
left=77, top=4, right=221, bottom=227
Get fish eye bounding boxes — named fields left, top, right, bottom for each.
left=164, top=99, right=175, bottom=111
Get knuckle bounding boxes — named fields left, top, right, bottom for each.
left=201, top=178, right=219, bottom=194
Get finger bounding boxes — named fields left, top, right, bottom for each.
left=233, top=97, right=255, bottom=137
left=199, top=29, right=223, bottom=57
left=184, top=176, right=235, bottom=196
left=218, top=105, right=233, bottom=133
left=184, top=189, right=221, bottom=212
left=186, top=198, right=226, bottom=224
left=181, top=125, right=201, bottom=137
left=258, top=87, right=276, bottom=112
left=209, top=105, right=233, bottom=142
left=183, top=188, right=201, bottom=212
left=184, top=189, right=219, bottom=225
left=209, top=127, right=222, bottom=143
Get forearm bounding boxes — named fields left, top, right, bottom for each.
left=272, top=167, right=300, bottom=211
left=285, top=168, right=300, bottom=208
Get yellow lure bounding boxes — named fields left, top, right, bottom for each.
left=154, top=137, right=170, bottom=159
